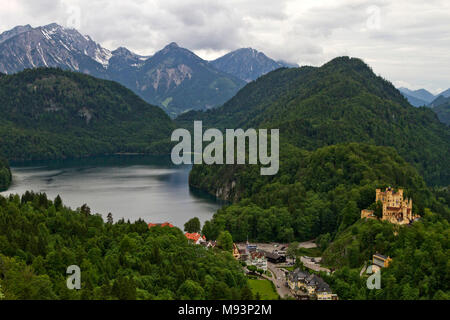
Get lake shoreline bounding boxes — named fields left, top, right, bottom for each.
left=2, top=155, right=221, bottom=228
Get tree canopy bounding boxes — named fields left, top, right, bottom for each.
left=0, top=192, right=249, bottom=300
left=184, top=217, right=201, bottom=233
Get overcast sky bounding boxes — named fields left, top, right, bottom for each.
left=1, top=0, right=449, bottom=93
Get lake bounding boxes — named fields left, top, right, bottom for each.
left=1, top=155, right=221, bottom=228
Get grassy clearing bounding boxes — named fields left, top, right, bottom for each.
left=297, top=247, right=322, bottom=257
left=248, top=279, right=279, bottom=300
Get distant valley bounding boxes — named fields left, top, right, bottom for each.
left=398, top=87, right=450, bottom=106
left=397, top=87, right=450, bottom=126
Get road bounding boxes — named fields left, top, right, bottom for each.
left=300, top=256, right=330, bottom=273
left=298, top=240, right=317, bottom=249
left=266, top=262, right=293, bottom=299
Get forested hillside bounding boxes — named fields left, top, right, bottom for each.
left=0, top=157, right=11, bottom=191
left=0, top=68, right=175, bottom=161
left=194, top=143, right=450, bottom=243
left=0, top=192, right=249, bottom=300
left=178, top=57, right=450, bottom=186
left=320, top=213, right=449, bottom=300
left=191, top=142, right=450, bottom=300
left=430, top=96, right=450, bottom=126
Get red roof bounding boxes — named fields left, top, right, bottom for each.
left=185, top=232, right=206, bottom=242
left=250, top=252, right=265, bottom=259
left=148, top=222, right=174, bottom=228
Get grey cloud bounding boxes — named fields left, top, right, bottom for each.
left=0, top=0, right=449, bottom=92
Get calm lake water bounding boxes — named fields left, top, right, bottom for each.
left=1, top=155, right=221, bottom=228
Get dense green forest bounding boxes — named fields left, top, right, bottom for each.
left=193, top=142, right=450, bottom=243
left=0, top=68, right=175, bottom=161
left=0, top=157, right=11, bottom=191
left=431, top=96, right=450, bottom=126
left=320, top=213, right=449, bottom=300
left=0, top=192, right=250, bottom=300
left=178, top=57, right=450, bottom=186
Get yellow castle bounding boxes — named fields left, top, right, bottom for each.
left=361, top=187, right=419, bottom=225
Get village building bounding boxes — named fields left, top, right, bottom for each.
left=264, top=251, right=286, bottom=264
left=246, top=243, right=257, bottom=253
left=361, top=187, right=419, bottom=225
left=200, top=240, right=217, bottom=249
left=287, top=269, right=309, bottom=291
left=371, top=253, right=392, bottom=273
left=238, top=248, right=248, bottom=262
left=184, top=232, right=206, bottom=245
left=246, top=251, right=268, bottom=271
left=232, top=243, right=241, bottom=260
left=287, top=268, right=337, bottom=300
left=316, top=282, right=335, bottom=300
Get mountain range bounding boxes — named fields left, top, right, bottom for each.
left=0, top=23, right=295, bottom=117
left=398, top=87, right=450, bottom=107
left=210, top=48, right=297, bottom=82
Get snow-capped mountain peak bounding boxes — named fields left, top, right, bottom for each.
left=0, top=23, right=112, bottom=73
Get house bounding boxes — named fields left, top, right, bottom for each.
left=232, top=243, right=241, bottom=260
left=264, top=251, right=286, bottom=264
left=148, top=222, right=174, bottom=228
left=185, top=232, right=206, bottom=245
left=201, top=240, right=217, bottom=249
left=287, top=268, right=337, bottom=300
left=287, top=269, right=309, bottom=292
left=361, top=187, right=420, bottom=225
left=246, top=243, right=257, bottom=252
left=206, top=240, right=217, bottom=248
left=246, top=251, right=267, bottom=271
left=372, top=253, right=392, bottom=273
left=373, top=253, right=392, bottom=268
left=304, top=274, right=322, bottom=295
left=316, top=282, right=336, bottom=300
left=238, top=249, right=248, bottom=262
left=277, top=246, right=287, bottom=256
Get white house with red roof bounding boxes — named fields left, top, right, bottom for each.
left=185, top=232, right=206, bottom=245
